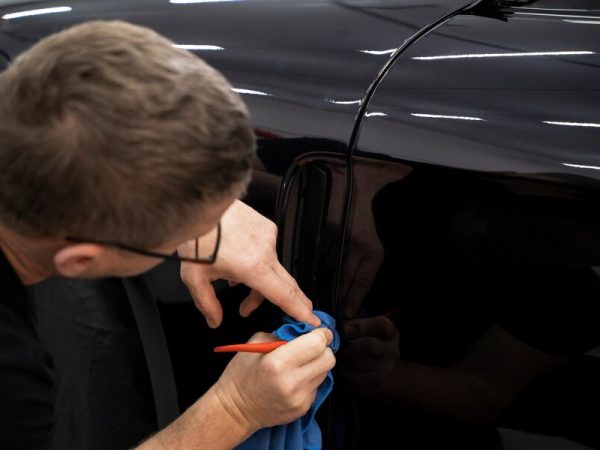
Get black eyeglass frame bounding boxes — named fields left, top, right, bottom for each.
left=65, top=222, right=221, bottom=265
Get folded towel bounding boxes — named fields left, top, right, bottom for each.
left=236, top=311, right=340, bottom=450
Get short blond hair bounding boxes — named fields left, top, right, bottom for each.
left=0, top=21, right=254, bottom=246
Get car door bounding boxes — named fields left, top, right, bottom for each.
left=337, top=1, right=600, bottom=449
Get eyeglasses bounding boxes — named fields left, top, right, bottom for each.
left=65, top=222, right=221, bottom=265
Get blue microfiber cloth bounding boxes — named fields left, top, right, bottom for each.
left=236, top=310, right=340, bottom=450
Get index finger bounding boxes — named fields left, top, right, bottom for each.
left=245, top=261, right=321, bottom=327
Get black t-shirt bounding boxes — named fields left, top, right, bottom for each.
left=0, top=249, right=54, bottom=449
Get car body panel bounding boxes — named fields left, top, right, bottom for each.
left=0, top=0, right=472, bottom=146
left=356, top=1, right=600, bottom=179
left=3, top=1, right=600, bottom=449
left=334, top=2, right=600, bottom=449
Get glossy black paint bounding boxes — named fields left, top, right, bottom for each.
left=356, top=1, right=600, bottom=180
left=2, top=0, right=600, bottom=449
left=336, top=2, right=600, bottom=449
left=344, top=0, right=600, bottom=319
left=0, top=0, right=471, bottom=146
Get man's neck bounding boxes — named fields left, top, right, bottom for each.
left=0, top=225, right=57, bottom=285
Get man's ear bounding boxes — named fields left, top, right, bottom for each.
left=53, top=244, right=106, bottom=278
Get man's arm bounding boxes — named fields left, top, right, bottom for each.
left=136, top=385, right=253, bottom=450
left=137, top=328, right=335, bottom=449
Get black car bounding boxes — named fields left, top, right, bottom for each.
left=2, top=0, right=600, bottom=449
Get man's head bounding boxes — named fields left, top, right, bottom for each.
left=0, top=20, right=255, bottom=278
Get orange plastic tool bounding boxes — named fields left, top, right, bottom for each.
left=213, top=339, right=287, bottom=353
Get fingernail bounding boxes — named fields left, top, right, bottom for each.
left=313, top=314, right=321, bottom=326
left=207, top=318, right=217, bottom=328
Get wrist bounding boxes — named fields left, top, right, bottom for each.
left=211, top=380, right=259, bottom=436
left=135, top=385, right=255, bottom=450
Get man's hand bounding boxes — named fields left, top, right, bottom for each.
left=179, top=200, right=320, bottom=328
left=214, top=328, right=336, bottom=430
left=137, top=328, right=335, bottom=450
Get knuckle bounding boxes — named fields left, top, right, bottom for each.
left=193, top=300, right=207, bottom=312
left=317, top=371, right=328, bottom=385
left=325, top=348, right=336, bottom=369
left=262, top=356, right=284, bottom=376
left=248, top=331, right=271, bottom=343
left=292, top=388, right=311, bottom=409
left=278, top=378, right=296, bottom=399
left=284, top=282, right=300, bottom=301
left=266, top=221, right=278, bottom=241
left=251, top=260, right=271, bottom=278
left=300, top=394, right=316, bottom=415
left=307, top=331, right=328, bottom=353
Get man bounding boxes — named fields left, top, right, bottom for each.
left=0, top=20, right=335, bottom=449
